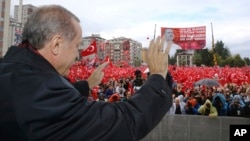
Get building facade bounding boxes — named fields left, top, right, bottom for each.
left=14, top=4, right=36, bottom=26
left=176, top=50, right=194, bottom=66
left=0, top=1, right=36, bottom=58
left=2, top=1, right=144, bottom=66
left=11, top=4, right=36, bottom=46
left=103, top=37, right=142, bottom=67
left=81, top=34, right=106, bottom=61
left=81, top=35, right=143, bottom=67
left=0, top=0, right=10, bottom=58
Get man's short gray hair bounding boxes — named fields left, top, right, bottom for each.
left=22, top=5, right=80, bottom=49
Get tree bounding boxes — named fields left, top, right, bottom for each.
left=224, top=56, right=234, bottom=67
left=169, top=55, right=176, bottom=65
left=243, top=57, right=250, bottom=66
left=224, top=54, right=245, bottom=67
left=192, top=51, right=202, bottom=66
left=133, top=57, right=142, bottom=67
left=233, top=54, right=245, bottom=67
left=167, top=39, right=250, bottom=67
left=193, top=49, right=213, bottom=66
left=214, top=40, right=231, bottom=60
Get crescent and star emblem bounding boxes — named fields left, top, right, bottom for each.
left=87, top=45, right=95, bottom=52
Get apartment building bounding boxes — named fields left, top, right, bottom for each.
left=14, top=4, right=36, bottom=26
left=103, top=37, right=142, bottom=67
left=82, top=35, right=143, bottom=67
left=82, top=34, right=106, bottom=61
left=0, top=0, right=10, bottom=57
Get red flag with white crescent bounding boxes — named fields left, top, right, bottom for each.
left=81, top=40, right=97, bottom=56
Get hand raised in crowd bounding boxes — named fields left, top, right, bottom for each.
left=87, top=61, right=109, bottom=89
left=146, top=35, right=172, bottom=78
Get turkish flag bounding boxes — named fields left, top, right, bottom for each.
left=104, top=55, right=110, bottom=62
left=81, top=40, right=97, bottom=56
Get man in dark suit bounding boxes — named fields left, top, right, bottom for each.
left=0, top=5, right=173, bottom=141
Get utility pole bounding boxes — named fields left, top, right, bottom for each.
left=211, top=22, right=217, bottom=66
left=18, top=0, right=23, bottom=24
left=153, top=24, right=156, bottom=40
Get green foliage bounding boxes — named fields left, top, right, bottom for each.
left=192, top=40, right=249, bottom=67
left=243, top=57, right=250, bottom=66
left=193, top=51, right=202, bottom=66
left=232, top=54, right=245, bottom=67
left=193, top=48, right=213, bottom=66
left=169, top=55, right=176, bottom=65
left=214, top=40, right=231, bottom=59
left=133, top=57, right=142, bottom=67
left=166, top=40, right=249, bottom=67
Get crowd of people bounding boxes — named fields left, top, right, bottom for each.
left=0, top=4, right=249, bottom=141
left=67, top=54, right=250, bottom=118
left=169, top=83, right=250, bottom=117
left=85, top=69, right=250, bottom=118
left=89, top=69, right=146, bottom=102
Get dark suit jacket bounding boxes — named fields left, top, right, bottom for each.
left=0, top=46, right=172, bottom=141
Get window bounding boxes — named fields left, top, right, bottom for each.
left=114, top=44, right=120, bottom=50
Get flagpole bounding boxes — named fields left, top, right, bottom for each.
left=211, top=22, right=217, bottom=66
left=153, top=24, right=156, bottom=40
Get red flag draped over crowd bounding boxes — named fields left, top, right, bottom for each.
left=81, top=40, right=97, bottom=56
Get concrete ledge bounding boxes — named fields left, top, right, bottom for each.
left=141, top=115, right=250, bottom=141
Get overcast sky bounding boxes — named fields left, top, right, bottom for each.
left=11, top=0, right=250, bottom=58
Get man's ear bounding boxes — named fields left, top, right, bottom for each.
left=50, top=35, right=63, bottom=56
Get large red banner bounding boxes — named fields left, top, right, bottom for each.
left=161, top=26, right=206, bottom=50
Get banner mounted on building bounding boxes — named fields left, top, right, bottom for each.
left=161, top=26, right=206, bottom=50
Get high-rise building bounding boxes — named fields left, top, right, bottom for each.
left=0, top=1, right=36, bottom=58
left=82, top=35, right=143, bottom=67
left=104, top=37, right=142, bottom=67
left=0, top=0, right=11, bottom=58
left=14, top=4, right=36, bottom=26
left=82, top=34, right=106, bottom=61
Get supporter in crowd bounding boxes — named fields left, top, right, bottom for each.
left=206, top=87, right=214, bottom=102
left=185, top=100, right=199, bottom=115
left=212, top=93, right=228, bottom=116
left=198, top=99, right=218, bottom=117
left=115, top=82, right=126, bottom=98
left=172, top=83, right=184, bottom=99
left=96, top=93, right=107, bottom=102
left=168, top=95, right=186, bottom=115
left=242, top=101, right=250, bottom=117
left=133, top=69, right=144, bottom=92
left=228, top=95, right=245, bottom=117
left=187, top=92, right=201, bottom=111
left=105, top=85, right=115, bottom=99
left=121, top=90, right=132, bottom=102
left=197, top=94, right=207, bottom=105
left=123, top=78, right=132, bottom=92
left=243, top=87, right=250, bottom=103
left=224, top=88, right=233, bottom=104
left=108, top=93, right=121, bottom=103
